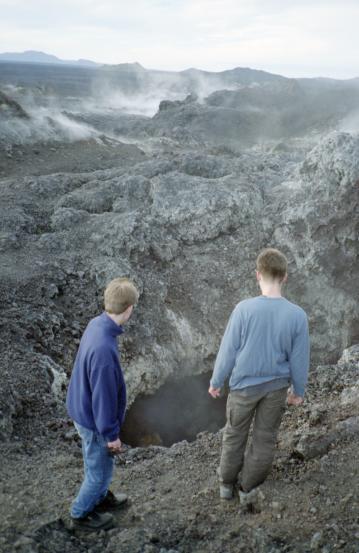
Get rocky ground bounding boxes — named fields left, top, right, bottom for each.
left=0, top=345, right=358, bottom=553
left=0, top=138, right=146, bottom=178
left=0, top=64, right=359, bottom=552
left=1, top=130, right=358, bottom=441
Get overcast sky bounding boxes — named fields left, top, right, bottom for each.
left=0, top=0, right=358, bottom=79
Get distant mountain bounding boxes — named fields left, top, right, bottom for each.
left=180, top=66, right=286, bottom=83
left=96, top=63, right=289, bottom=98
left=0, top=50, right=99, bottom=67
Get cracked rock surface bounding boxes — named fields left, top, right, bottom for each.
left=1, top=132, right=358, bottom=441
left=0, top=346, right=358, bottom=552
left=0, top=65, right=359, bottom=552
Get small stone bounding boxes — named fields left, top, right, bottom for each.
left=271, top=501, right=282, bottom=512
left=14, top=536, right=34, bottom=548
left=309, top=407, right=325, bottom=426
left=310, top=531, right=323, bottom=550
left=340, top=492, right=353, bottom=504
left=148, top=532, right=159, bottom=543
left=64, top=429, right=77, bottom=441
left=143, top=546, right=157, bottom=553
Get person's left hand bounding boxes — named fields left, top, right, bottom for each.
left=287, top=392, right=304, bottom=406
left=208, top=386, right=221, bottom=398
left=107, top=438, right=122, bottom=454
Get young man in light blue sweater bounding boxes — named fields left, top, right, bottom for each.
left=209, top=248, right=310, bottom=499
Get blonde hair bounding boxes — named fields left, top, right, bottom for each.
left=256, top=248, right=288, bottom=281
left=104, top=277, right=139, bottom=314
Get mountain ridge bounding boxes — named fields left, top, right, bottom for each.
left=0, top=50, right=99, bottom=67
left=1, top=51, right=358, bottom=82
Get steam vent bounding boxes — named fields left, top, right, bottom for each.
left=1, top=59, right=358, bottom=553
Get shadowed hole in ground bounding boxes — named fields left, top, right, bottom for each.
left=121, top=372, right=227, bottom=447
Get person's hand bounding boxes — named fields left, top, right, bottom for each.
left=208, top=386, right=221, bottom=398
left=107, top=438, right=122, bottom=454
left=287, top=392, right=304, bottom=406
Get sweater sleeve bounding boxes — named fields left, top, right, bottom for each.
left=289, top=312, right=310, bottom=397
left=210, top=306, right=242, bottom=389
left=117, top=369, right=127, bottom=428
left=89, top=362, right=120, bottom=442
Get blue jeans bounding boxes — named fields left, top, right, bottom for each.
left=71, top=422, right=114, bottom=518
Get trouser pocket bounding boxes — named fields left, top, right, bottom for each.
left=227, top=392, right=257, bottom=427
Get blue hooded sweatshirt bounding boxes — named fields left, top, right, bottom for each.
left=66, top=312, right=126, bottom=442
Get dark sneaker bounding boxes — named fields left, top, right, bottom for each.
left=96, top=490, right=128, bottom=512
left=72, top=511, right=114, bottom=531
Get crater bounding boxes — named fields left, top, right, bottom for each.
left=121, top=372, right=227, bottom=447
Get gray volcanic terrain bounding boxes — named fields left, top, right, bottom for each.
left=0, top=61, right=359, bottom=552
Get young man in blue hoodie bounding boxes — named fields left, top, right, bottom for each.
left=209, top=248, right=310, bottom=499
left=66, top=277, right=139, bottom=530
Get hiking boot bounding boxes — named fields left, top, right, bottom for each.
left=238, top=487, right=249, bottom=503
left=220, top=483, right=234, bottom=500
left=96, top=489, right=128, bottom=512
left=238, top=486, right=265, bottom=512
left=72, top=510, right=114, bottom=531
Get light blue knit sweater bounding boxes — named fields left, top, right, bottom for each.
left=210, top=296, right=310, bottom=397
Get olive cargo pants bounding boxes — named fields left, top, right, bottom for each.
left=219, top=387, right=287, bottom=492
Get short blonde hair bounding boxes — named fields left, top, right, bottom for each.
left=256, top=248, right=288, bottom=281
left=104, top=277, right=139, bottom=314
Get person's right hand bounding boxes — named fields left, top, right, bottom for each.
left=287, top=392, right=304, bottom=406
left=107, top=438, right=122, bottom=454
